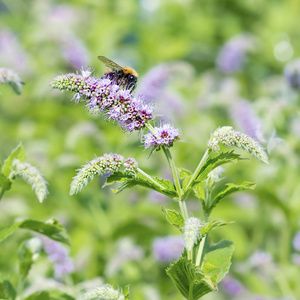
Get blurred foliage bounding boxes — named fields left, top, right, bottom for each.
left=1, top=0, right=300, bottom=299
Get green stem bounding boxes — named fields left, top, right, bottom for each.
left=184, top=149, right=211, bottom=195
left=179, top=199, right=189, bottom=221
left=195, top=236, right=206, bottom=267
left=137, top=167, right=166, bottom=190
left=162, top=147, right=189, bottom=221
left=163, top=147, right=182, bottom=199
left=0, top=188, right=5, bottom=201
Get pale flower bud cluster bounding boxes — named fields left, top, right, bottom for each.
left=0, top=67, right=23, bottom=94
left=206, top=166, right=225, bottom=189
left=70, top=153, right=138, bottom=195
left=9, top=159, right=48, bottom=202
left=183, top=217, right=202, bottom=252
left=208, top=126, right=269, bottom=164
left=82, top=284, right=124, bottom=300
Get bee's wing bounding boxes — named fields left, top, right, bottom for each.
left=98, top=56, right=123, bottom=71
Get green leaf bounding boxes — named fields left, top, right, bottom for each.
left=18, top=239, right=41, bottom=280
left=23, top=290, right=75, bottom=300
left=18, top=244, right=34, bottom=280
left=202, top=240, right=234, bottom=284
left=200, top=219, right=234, bottom=236
left=105, top=172, right=178, bottom=199
left=209, top=182, right=256, bottom=213
left=166, top=256, right=217, bottom=300
left=124, top=285, right=130, bottom=300
left=167, top=240, right=234, bottom=299
left=193, top=182, right=206, bottom=208
left=0, top=173, right=12, bottom=192
left=161, top=207, right=185, bottom=231
left=178, top=168, right=193, bottom=180
left=2, top=144, right=26, bottom=177
left=196, top=152, right=242, bottom=184
left=0, top=218, right=70, bottom=245
left=0, top=280, right=16, bottom=300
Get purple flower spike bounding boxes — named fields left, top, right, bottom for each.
left=292, top=231, right=300, bottom=251
left=216, top=34, right=256, bottom=73
left=284, top=58, right=300, bottom=90
left=42, top=237, right=74, bottom=280
left=51, top=68, right=154, bottom=132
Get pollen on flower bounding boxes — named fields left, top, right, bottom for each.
left=9, top=159, right=48, bottom=203
left=143, top=124, right=180, bottom=150
left=208, top=126, right=269, bottom=164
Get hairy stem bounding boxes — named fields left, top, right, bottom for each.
left=137, top=167, right=166, bottom=190
left=195, top=236, right=206, bottom=267
left=184, top=149, right=211, bottom=195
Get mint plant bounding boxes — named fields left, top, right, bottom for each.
left=50, top=66, right=268, bottom=300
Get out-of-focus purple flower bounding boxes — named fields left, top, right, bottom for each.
left=138, top=62, right=193, bottom=100
left=284, top=58, right=300, bottom=90
left=153, top=236, right=184, bottom=262
left=248, top=250, right=273, bottom=267
left=231, top=99, right=263, bottom=141
left=216, top=34, right=256, bottom=73
left=291, top=253, right=300, bottom=266
left=0, top=29, right=30, bottom=74
left=143, top=123, right=180, bottom=149
left=223, top=276, right=244, bottom=295
left=60, top=36, right=90, bottom=69
left=148, top=190, right=168, bottom=203
left=54, top=258, right=74, bottom=279
left=292, top=231, right=300, bottom=251
left=45, top=4, right=80, bottom=28
left=42, top=237, right=74, bottom=279
left=105, top=237, right=144, bottom=277
left=51, top=68, right=154, bottom=132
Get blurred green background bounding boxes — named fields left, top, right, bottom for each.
left=1, top=0, right=300, bottom=299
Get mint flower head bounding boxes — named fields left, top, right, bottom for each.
left=9, top=159, right=48, bottom=203
left=51, top=68, right=154, bottom=132
left=183, top=217, right=202, bottom=252
left=143, top=123, right=180, bottom=150
left=208, top=126, right=269, bottom=164
left=70, top=153, right=138, bottom=195
left=0, top=67, right=23, bottom=94
left=83, top=284, right=124, bottom=300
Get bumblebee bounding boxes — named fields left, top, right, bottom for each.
left=98, top=55, right=138, bottom=91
